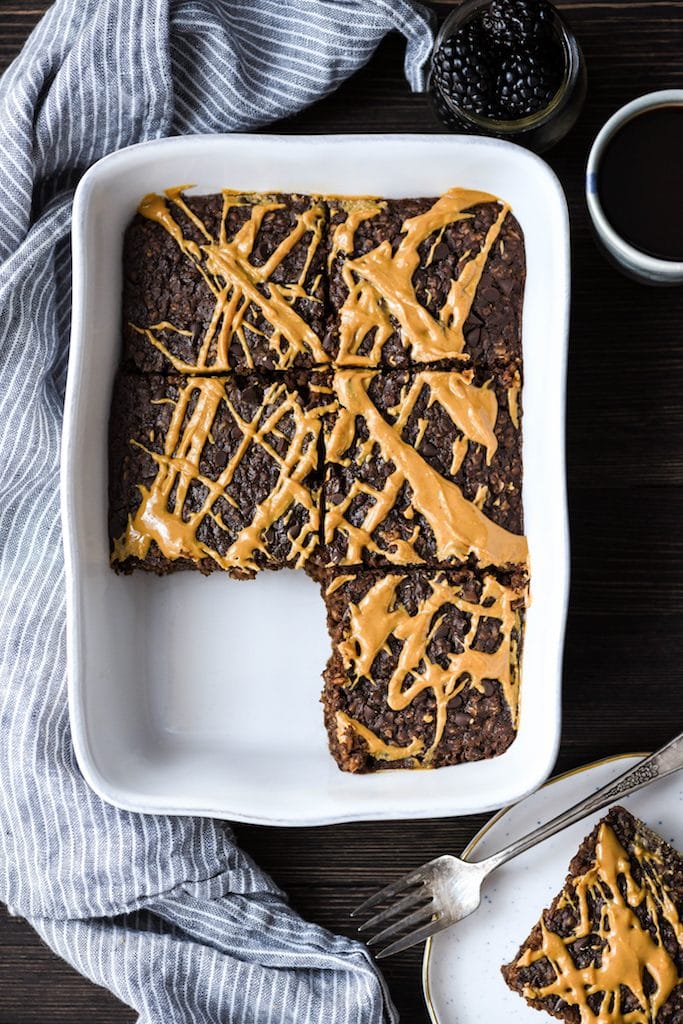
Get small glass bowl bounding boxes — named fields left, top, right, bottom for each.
left=430, top=0, right=587, bottom=153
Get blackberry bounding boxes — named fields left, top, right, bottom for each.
left=483, top=0, right=554, bottom=52
left=496, top=52, right=560, bottom=119
left=431, top=23, right=494, bottom=117
left=429, top=84, right=463, bottom=130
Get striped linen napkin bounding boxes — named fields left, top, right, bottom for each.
left=0, top=1, right=434, bottom=1021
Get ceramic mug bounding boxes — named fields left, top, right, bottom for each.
left=586, top=90, right=683, bottom=286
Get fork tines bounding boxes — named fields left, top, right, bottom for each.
left=351, top=863, right=444, bottom=959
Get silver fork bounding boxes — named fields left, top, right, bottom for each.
left=352, top=730, right=683, bottom=958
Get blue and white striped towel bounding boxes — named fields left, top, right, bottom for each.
left=0, top=2, right=434, bottom=1020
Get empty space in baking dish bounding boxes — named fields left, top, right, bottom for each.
left=63, top=134, right=569, bottom=824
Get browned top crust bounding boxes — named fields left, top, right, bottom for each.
left=123, top=190, right=328, bottom=374
left=326, top=193, right=524, bottom=381
left=323, top=368, right=524, bottom=570
left=322, top=568, right=527, bottom=772
left=109, top=371, right=332, bottom=577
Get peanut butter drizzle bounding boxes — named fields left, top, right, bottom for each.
left=335, top=710, right=425, bottom=762
left=328, top=200, right=386, bottom=261
left=508, top=384, right=520, bottom=429
left=386, top=370, right=499, bottom=469
left=325, top=371, right=527, bottom=568
left=112, top=377, right=331, bottom=571
left=331, top=189, right=510, bottom=366
left=518, top=823, right=683, bottom=1023
left=135, top=189, right=328, bottom=371
left=326, top=573, right=356, bottom=596
left=331, top=572, right=523, bottom=764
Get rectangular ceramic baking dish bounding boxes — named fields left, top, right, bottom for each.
left=63, top=133, right=570, bottom=825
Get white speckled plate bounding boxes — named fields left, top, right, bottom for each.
left=423, top=754, right=683, bottom=1022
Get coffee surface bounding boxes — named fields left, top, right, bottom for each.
left=598, top=106, right=683, bottom=261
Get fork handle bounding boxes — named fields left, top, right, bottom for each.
left=478, top=729, right=683, bottom=872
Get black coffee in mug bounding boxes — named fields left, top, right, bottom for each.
left=597, top=106, right=683, bottom=262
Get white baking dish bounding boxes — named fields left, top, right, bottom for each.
left=63, top=134, right=570, bottom=825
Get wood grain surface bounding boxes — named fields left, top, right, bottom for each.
left=2, top=2, right=683, bottom=1021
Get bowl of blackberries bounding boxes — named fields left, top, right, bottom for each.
left=430, top=0, right=586, bottom=152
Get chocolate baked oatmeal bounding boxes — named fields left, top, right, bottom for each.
left=322, top=568, right=527, bottom=772
left=111, top=183, right=530, bottom=773
left=109, top=371, right=332, bottom=577
left=502, top=806, right=683, bottom=1024
left=325, top=190, right=524, bottom=381
left=322, top=368, right=526, bottom=570
left=122, top=188, right=328, bottom=374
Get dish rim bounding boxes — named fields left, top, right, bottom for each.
left=62, top=132, right=571, bottom=825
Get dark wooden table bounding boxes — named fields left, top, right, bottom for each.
left=2, top=2, right=683, bottom=1020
